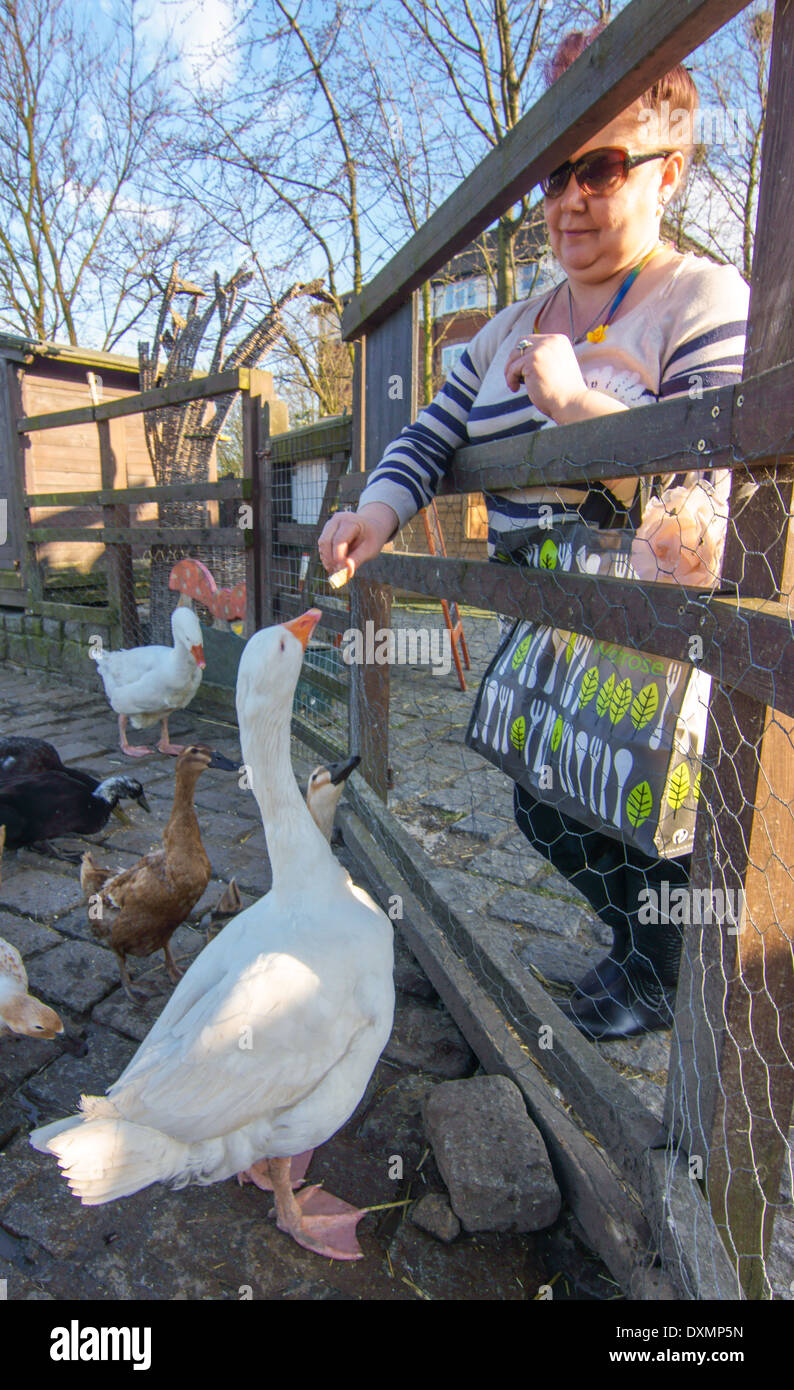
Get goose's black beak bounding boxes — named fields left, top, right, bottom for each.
left=327, top=755, right=361, bottom=786
left=136, top=792, right=151, bottom=813
left=208, top=750, right=238, bottom=772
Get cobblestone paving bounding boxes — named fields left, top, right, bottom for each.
left=0, top=662, right=612, bottom=1302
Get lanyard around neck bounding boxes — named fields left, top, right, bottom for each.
left=533, top=244, right=662, bottom=342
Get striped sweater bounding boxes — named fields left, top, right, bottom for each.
left=359, top=252, right=749, bottom=554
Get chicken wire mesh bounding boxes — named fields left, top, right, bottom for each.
left=333, top=457, right=794, bottom=1302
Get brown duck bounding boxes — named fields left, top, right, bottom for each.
left=81, top=744, right=237, bottom=1002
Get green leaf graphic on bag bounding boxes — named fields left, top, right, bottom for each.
left=596, top=672, right=615, bottom=717
left=510, top=716, right=526, bottom=751
left=539, top=538, right=558, bottom=570
left=666, top=762, right=690, bottom=814
left=693, top=771, right=701, bottom=802
left=511, top=635, right=531, bottom=670
left=630, top=681, right=659, bottom=731
left=550, top=714, right=563, bottom=752
left=578, top=665, right=600, bottom=708
left=564, top=632, right=576, bottom=664
left=609, top=677, right=633, bottom=726
left=626, top=780, right=654, bottom=828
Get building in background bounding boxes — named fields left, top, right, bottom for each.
left=428, top=218, right=556, bottom=390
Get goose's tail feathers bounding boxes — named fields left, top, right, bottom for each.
left=30, top=1096, right=190, bottom=1205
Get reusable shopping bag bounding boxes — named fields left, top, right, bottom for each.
left=466, top=525, right=709, bottom=859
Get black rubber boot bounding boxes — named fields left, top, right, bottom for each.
left=561, top=968, right=675, bottom=1039
left=570, top=924, right=631, bottom=1000
left=562, top=920, right=684, bottom=1041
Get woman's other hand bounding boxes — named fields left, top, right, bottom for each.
left=505, top=333, right=590, bottom=423
left=631, top=482, right=727, bottom=587
left=317, top=501, right=399, bottom=579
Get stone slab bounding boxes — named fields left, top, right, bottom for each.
left=0, top=870, right=83, bottom=921
left=383, top=1002, right=475, bottom=1079
left=424, top=1075, right=561, bottom=1234
left=25, top=938, right=121, bottom=1013
left=24, top=1024, right=138, bottom=1118
left=0, top=913, right=64, bottom=957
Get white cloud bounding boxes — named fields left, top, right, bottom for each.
left=134, top=0, right=239, bottom=89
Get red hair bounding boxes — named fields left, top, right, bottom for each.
left=544, top=21, right=699, bottom=156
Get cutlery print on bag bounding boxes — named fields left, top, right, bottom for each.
left=468, top=616, right=702, bottom=859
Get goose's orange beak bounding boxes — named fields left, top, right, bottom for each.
left=191, top=644, right=206, bottom=669
left=283, top=609, right=322, bottom=651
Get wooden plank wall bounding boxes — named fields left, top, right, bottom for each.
left=0, top=358, right=24, bottom=576
left=21, top=367, right=155, bottom=573
left=19, top=365, right=220, bottom=574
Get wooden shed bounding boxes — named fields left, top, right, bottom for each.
left=0, top=334, right=164, bottom=599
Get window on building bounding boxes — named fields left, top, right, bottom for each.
left=433, top=275, right=489, bottom=318
left=441, top=343, right=468, bottom=374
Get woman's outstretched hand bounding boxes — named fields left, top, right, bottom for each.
left=317, top=502, right=399, bottom=580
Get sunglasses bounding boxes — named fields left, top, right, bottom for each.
left=540, top=147, right=672, bottom=199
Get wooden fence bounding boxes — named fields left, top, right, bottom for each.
left=12, top=370, right=353, bottom=756
left=337, top=0, right=794, bottom=1299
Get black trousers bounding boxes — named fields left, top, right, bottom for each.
left=513, top=782, right=690, bottom=985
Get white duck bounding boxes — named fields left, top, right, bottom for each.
left=94, top=606, right=206, bottom=757
left=31, top=610, right=395, bottom=1262
left=0, top=826, right=64, bottom=1041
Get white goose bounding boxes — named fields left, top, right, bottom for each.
left=31, top=610, right=395, bottom=1262
left=94, top=606, right=206, bottom=757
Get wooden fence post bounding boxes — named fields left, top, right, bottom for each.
left=98, top=416, right=141, bottom=646
left=0, top=358, right=28, bottom=601
left=666, top=0, right=794, bottom=1299
left=349, top=574, right=391, bottom=800
left=242, top=371, right=275, bottom=633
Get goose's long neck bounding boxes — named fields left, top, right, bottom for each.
left=243, top=704, right=331, bottom=891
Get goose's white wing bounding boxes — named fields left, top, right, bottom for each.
left=98, top=646, right=183, bottom=713
left=110, top=935, right=381, bottom=1144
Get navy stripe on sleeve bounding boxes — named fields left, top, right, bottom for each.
left=661, top=321, right=746, bottom=375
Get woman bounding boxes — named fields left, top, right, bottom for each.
left=318, top=26, right=749, bottom=1040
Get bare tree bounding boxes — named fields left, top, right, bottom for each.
left=0, top=0, right=212, bottom=349
left=139, top=262, right=322, bottom=638
left=393, top=0, right=556, bottom=308
left=172, top=1, right=374, bottom=413
left=684, top=4, right=772, bottom=278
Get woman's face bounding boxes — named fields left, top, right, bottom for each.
left=543, top=105, right=683, bottom=282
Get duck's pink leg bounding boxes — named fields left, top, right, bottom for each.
left=266, top=1158, right=366, bottom=1261
left=237, top=1150, right=313, bottom=1192
left=157, top=716, right=185, bottom=756
left=119, top=714, right=151, bottom=758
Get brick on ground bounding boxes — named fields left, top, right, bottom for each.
left=24, top=1024, right=138, bottom=1117
left=0, top=913, right=63, bottom=957
left=424, top=1075, right=561, bottom=1233
left=25, top=938, right=121, bottom=1013
left=0, top=869, right=83, bottom=922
